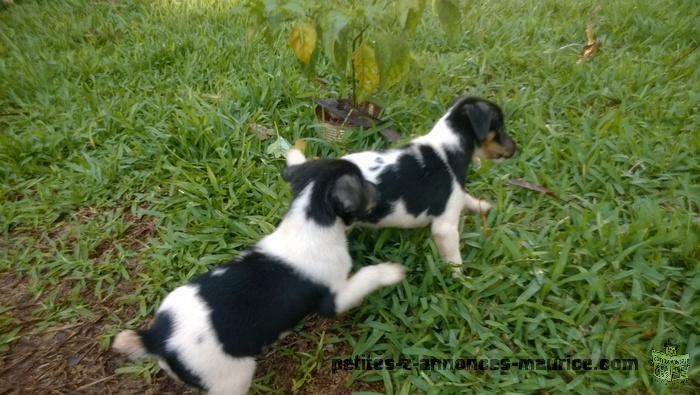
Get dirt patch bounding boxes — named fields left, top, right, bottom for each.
left=89, top=211, right=157, bottom=262
left=0, top=270, right=192, bottom=394
left=0, top=273, right=36, bottom=328
left=0, top=207, right=174, bottom=394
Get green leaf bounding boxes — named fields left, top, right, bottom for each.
left=433, top=0, right=461, bottom=43
left=515, top=278, right=543, bottom=305
left=399, top=0, right=426, bottom=35
left=205, top=165, right=218, bottom=189
left=266, top=136, right=291, bottom=158
left=321, top=11, right=350, bottom=71
left=289, top=23, right=317, bottom=64
left=375, top=33, right=412, bottom=88
left=352, top=41, right=380, bottom=103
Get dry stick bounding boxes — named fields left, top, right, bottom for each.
left=43, top=322, right=83, bottom=334
left=75, top=375, right=116, bottom=391
left=8, top=301, right=40, bottom=311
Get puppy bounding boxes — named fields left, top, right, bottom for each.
left=112, top=159, right=406, bottom=394
left=288, top=96, right=517, bottom=269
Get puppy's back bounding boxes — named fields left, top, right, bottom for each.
left=186, top=251, right=333, bottom=356
left=116, top=251, right=334, bottom=388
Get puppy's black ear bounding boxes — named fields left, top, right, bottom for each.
left=281, top=165, right=298, bottom=183
left=281, top=163, right=312, bottom=195
left=331, top=174, right=365, bottom=219
left=463, top=102, right=493, bottom=141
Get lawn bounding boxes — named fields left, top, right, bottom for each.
left=1, top=0, right=698, bottom=393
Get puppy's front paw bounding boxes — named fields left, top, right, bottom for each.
left=449, top=263, right=464, bottom=278
left=476, top=199, right=492, bottom=213
left=374, top=263, right=406, bottom=286
left=463, top=193, right=492, bottom=213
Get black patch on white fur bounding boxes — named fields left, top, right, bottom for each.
left=364, top=145, right=453, bottom=222
left=444, top=146, right=469, bottom=186
left=282, top=159, right=375, bottom=226
left=190, top=250, right=335, bottom=357
left=138, top=311, right=204, bottom=390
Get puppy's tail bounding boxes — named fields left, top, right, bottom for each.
left=112, top=330, right=147, bottom=360
left=286, top=148, right=307, bottom=166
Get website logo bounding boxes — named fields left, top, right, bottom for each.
left=651, top=342, right=689, bottom=385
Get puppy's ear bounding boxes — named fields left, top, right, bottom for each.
left=463, top=102, right=493, bottom=141
left=282, top=163, right=312, bottom=195
left=331, top=174, right=365, bottom=219
left=281, top=165, right=298, bottom=183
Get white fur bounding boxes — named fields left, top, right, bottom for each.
left=334, top=262, right=406, bottom=313
left=263, top=184, right=405, bottom=313
left=257, top=185, right=352, bottom=293
left=157, top=285, right=256, bottom=394
left=372, top=199, right=431, bottom=229
left=112, top=330, right=146, bottom=360
left=342, top=149, right=402, bottom=184
left=286, top=148, right=307, bottom=166
left=412, top=114, right=462, bottom=149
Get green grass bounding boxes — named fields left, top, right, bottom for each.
left=1, top=0, right=699, bottom=393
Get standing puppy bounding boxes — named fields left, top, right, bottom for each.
left=112, top=159, right=405, bottom=395
left=288, top=96, right=517, bottom=268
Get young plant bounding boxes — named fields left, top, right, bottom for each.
left=241, top=0, right=464, bottom=138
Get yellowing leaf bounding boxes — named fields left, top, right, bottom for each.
left=352, top=42, right=379, bottom=103
left=433, top=0, right=461, bottom=43
left=289, top=23, right=317, bottom=64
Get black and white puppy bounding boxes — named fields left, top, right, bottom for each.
left=112, top=159, right=405, bottom=394
left=288, top=96, right=517, bottom=269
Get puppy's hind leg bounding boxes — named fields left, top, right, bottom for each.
left=462, top=192, right=492, bottom=214
left=332, top=263, right=406, bottom=314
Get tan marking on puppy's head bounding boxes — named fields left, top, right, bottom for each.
left=473, top=131, right=518, bottom=161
